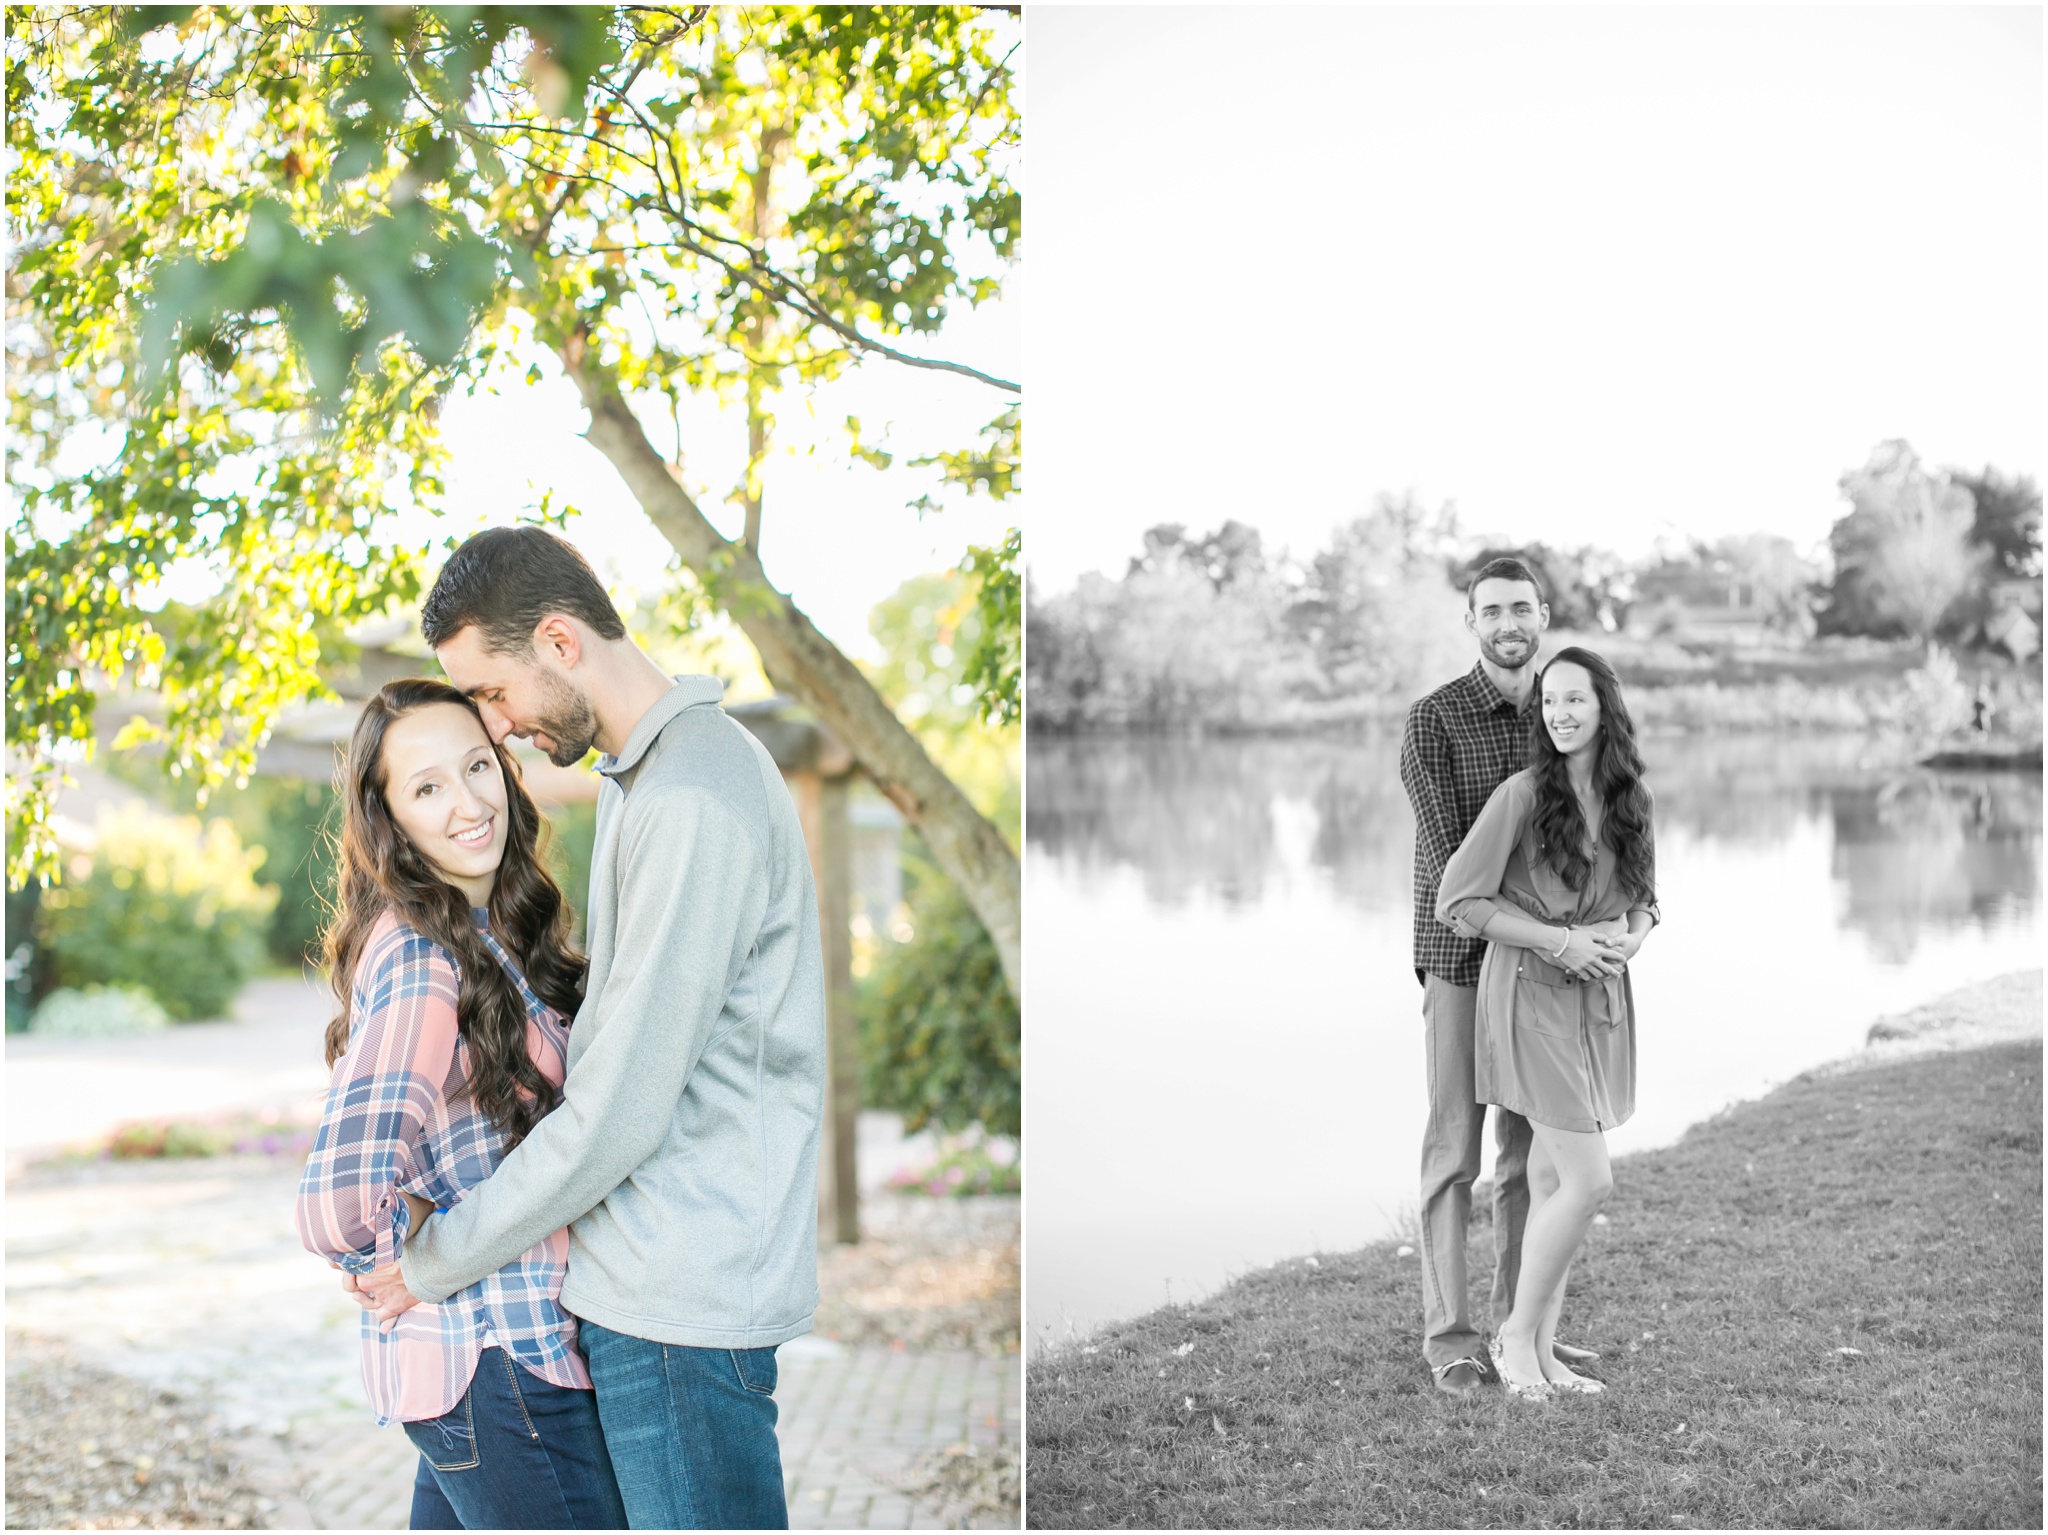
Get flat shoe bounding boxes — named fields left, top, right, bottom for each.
left=1485, top=1337, right=1552, bottom=1399
left=1546, top=1371, right=1605, bottom=1394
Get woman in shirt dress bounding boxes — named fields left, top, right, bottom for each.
left=1435, top=647, right=1659, bottom=1399
left=297, top=678, right=627, bottom=1528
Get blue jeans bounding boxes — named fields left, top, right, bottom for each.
left=403, top=1347, right=627, bottom=1530
left=578, top=1320, right=788, bottom=1530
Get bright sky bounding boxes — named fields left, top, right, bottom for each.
left=424, top=284, right=1019, bottom=662
left=1029, top=4, right=2043, bottom=591
left=117, top=290, right=1018, bottom=666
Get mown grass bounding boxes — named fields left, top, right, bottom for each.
left=1026, top=1041, right=2042, bottom=1529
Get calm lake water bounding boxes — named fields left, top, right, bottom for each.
left=1024, top=732, right=2042, bottom=1349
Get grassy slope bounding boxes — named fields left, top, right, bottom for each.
left=1027, top=1041, right=2043, bottom=1530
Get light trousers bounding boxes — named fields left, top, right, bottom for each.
left=1419, top=972, right=1533, bottom=1369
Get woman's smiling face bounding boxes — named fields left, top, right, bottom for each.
left=1541, top=660, right=1602, bottom=759
left=380, top=702, right=509, bottom=901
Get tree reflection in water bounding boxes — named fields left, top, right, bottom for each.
left=1027, top=732, right=2041, bottom=961
left=1027, top=736, right=1411, bottom=911
left=1836, top=774, right=2042, bottom=961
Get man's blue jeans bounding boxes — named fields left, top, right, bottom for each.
left=578, top=1321, right=788, bottom=1530
left=402, top=1346, right=627, bottom=1530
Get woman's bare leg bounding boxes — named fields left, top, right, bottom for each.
left=1516, top=1137, right=1578, bottom=1381
left=1513, top=1134, right=1558, bottom=1328
left=1525, top=1133, right=1560, bottom=1214
left=1535, top=1253, right=1575, bottom=1382
left=1526, top=1130, right=1571, bottom=1379
left=1494, top=1122, right=1611, bottom=1389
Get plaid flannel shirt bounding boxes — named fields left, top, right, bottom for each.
left=1399, top=662, right=1536, bottom=987
left=296, top=909, right=590, bottom=1426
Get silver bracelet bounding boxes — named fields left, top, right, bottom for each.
left=1549, top=926, right=1571, bottom=959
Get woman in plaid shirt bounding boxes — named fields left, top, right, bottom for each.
left=297, top=678, right=626, bottom=1529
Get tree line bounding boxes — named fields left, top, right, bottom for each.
left=1027, top=441, right=2041, bottom=733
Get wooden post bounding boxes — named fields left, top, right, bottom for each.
left=818, top=773, right=859, bottom=1246
left=786, top=765, right=836, bottom=1239
left=728, top=698, right=861, bottom=1245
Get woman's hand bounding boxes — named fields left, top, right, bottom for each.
left=1581, top=917, right=1636, bottom=973
left=335, top=1246, right=424, bottom=1331
left=358, top=1263, right=424, bottom=1329
left=1610, top=911, right=1654, bottom=965
left=1555, top=926, right=1625, bottom=978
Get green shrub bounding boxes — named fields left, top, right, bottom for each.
left=28, top=984, right=171, bottom=1038
left=238, top=777, right=339, bottom=966
left=540, top=799, right=599, bottom=944
left=858, top=855, right=1019, bottom=1139
left=96, top=756, right=340, bottom=967
left=36, top=803, right=278, bottom=1021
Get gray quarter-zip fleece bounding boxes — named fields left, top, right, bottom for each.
left=399, top=675, right=826, bottom=1349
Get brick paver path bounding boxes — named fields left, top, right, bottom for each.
left=782, top=1343, right=1017, bottom=1529
left=7, top=1154, right=1018, bottom=1530
left=7, top=982, right=1018, bottom=1529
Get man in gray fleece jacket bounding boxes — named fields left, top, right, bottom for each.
left=360, top=526, right=826, bottom=1529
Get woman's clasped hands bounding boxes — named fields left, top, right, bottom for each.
left=1556, top=919, right=1631, bottom=979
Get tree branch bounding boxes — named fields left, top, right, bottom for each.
left=654, top=211, right=1020, bottom=392
left=453, top=56, right=1019, bottom=393
left=556, top=329, right=1020, bottom=996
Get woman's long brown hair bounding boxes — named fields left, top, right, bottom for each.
left=1527, top=646, right=1656, bottom=907
left=321, top=677, right=587, bottom=1148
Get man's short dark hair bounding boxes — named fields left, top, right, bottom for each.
left=1466, top=556, right=1546, bottom=609
left=420, top=526, right=628, bottom=655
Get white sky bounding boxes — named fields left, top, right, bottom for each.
left=1028, top=4, right=2044, bottom=591
left=425, top=286, right=1020, bottom=662
left=118, top=291, right=1019, bottom=665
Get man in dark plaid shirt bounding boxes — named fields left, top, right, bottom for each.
left=1399, top=556, right=1597, bottom=1394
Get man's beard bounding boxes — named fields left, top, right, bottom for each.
left=1480, top=630, right=1536, bottom=671
left=529, top=668, right=601, bottom=766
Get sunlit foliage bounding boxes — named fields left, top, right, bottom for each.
left=6, top=4, right=1019, bottom=887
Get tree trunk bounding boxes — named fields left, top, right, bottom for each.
left=558, top=336, right=1022, bottom=998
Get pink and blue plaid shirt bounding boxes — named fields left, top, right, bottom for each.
left=296, top=908, right=591, bottom=1426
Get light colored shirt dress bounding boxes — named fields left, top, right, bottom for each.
left=1435, top=769, right=1658, bottom=1133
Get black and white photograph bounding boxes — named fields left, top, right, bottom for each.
left=1023, top=5, right=2041, bottom=1529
